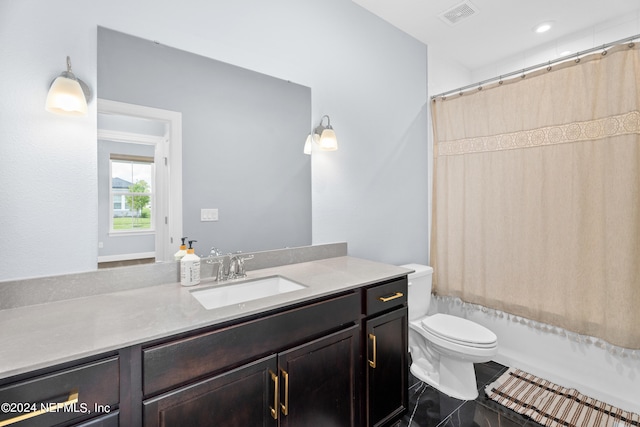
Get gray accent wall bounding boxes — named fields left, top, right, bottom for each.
left=98, top=27, right=312, bottom=256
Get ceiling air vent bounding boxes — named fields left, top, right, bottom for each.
left=438, top=1, right=480, bottom=26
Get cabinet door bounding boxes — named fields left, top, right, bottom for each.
left=277, top=325, right=359, bottom=427
left=143, top=355, right=278, bottom=427
left=366, top=307, right=408, bottom=427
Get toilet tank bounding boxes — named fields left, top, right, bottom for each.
left=400, top=264, right=434, bottom=320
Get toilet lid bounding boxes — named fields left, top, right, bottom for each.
left=421, top=313, right=497, bottom=348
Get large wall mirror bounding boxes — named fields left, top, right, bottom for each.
left=97, top=27, right=312, bottom=265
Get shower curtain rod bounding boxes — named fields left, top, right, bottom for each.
left=431, top=33, right=640, bottom=100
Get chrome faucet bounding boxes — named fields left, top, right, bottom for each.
left=207, top=250, right=254, bottom=281
left=206, top=247, right=225, bottom=281
left=226, top=252, right=254, bottom=280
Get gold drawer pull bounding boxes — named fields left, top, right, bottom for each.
left=280, top=369, right=289, bottom=416
left=0, top=390, right=79, bottom=427
left=378, top=292, right=404, bottom=302
left=368, top=333, right=377, bottom=368
left=269, top=370, right=279, bottom=420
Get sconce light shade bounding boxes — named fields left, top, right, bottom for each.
left=303, top=134, right=313, bottom=155
left=46, top=76, right=87, bottom=115
left=46, top=56, right=90, bottom=116
left=318, top=128, right=338, bottom=151
left=313, top=115, right=338, bottom=151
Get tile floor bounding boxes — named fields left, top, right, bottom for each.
left=398, top=361, right=545, bottom=427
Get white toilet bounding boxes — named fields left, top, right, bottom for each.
left=402, top=264, right=498, bottom=401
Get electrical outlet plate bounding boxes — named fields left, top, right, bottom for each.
left=201, top=208, right=218, bottom=222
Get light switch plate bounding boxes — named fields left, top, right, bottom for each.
left=201, top=208, right=219, bottom=221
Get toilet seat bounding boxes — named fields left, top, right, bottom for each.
left=421, top=313, right=497, bottom=349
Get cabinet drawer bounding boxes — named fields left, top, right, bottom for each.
left=364, top=277, right=408, bottom=316
left=0, top=357, right=119, bottom=427
left=143, top=291, right=360, bottom=397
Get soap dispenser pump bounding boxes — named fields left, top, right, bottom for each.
left=180, top=240, right=201, bottom=287
left=174, top=237, right=188, bottom=261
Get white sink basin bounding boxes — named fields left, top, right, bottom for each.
left=190, top=275, right=307, bottom=310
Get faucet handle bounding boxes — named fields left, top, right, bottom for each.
left=206, top=252, right=223, bottom=264
left=235, top=254, right=254, bottom=277
left=205, top=257, right=225, bottom=281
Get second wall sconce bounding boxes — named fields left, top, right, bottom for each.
left=45, top=56, right=92, bottom=117
left=303, top=134, right=313, bottom=155
left=314, top=115, right=338, bottom=151
left=304, top=115, right=338, bottom=154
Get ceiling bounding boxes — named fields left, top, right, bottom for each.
left=352, top=0, right=640, bottom=70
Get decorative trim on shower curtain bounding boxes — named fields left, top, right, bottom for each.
left=437, top=110, right=640, bottom=156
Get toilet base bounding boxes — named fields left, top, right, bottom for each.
left=410, top=355, right=479, bottom=401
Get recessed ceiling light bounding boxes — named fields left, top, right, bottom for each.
left=533, top=22, right=553, bottom=33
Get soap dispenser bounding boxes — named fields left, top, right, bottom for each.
left=180, top=240, right=201, bottom=287
left=174, top=237, right=188, bottom=261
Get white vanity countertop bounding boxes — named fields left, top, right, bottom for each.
left=0, top=256, right=412, bottom=380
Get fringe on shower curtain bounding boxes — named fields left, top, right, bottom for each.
left=430, top=43, right=640, bottom=349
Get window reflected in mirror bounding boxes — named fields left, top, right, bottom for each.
left=109, top=155, right=155, bottom=232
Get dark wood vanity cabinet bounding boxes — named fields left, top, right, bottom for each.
left=142, top=291, right=361, bottom=426
left=143, top=325, right=359, bottom=427
left=363, top=277, right=409, bottom=427
left=1, top=275, right=408, bottom=427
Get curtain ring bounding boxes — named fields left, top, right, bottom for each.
left=520, top=69, right=526, bottom=79
left=575, top=53, right=581, bottom=63
left=498, top=75, right=503, bottom=85
left=546, top=61, right=552, bottom=72
left=601, top=44, right=608, bottom=56
left=477, top=84, right=482, bottom=91
left=628, top=42, right=635, bottom=48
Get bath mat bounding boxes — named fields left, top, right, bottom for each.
left=485, top=368, right=640, bottom=427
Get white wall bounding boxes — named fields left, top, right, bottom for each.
left=427, top=46, right=472, bottom=99
left=0, top=0, right=429, bottom=280
left=0, top=0, right=98, bottom=280
left=478, top=12, right=639, bottom=90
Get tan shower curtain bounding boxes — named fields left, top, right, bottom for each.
left=431, top=44, right=640, bottom=349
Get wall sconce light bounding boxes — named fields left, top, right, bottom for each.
left=313, top=115, right=338, bottom=151
left=303, top=133, right=313, bottom=155
left=45, top=56, right=91, bottom=116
